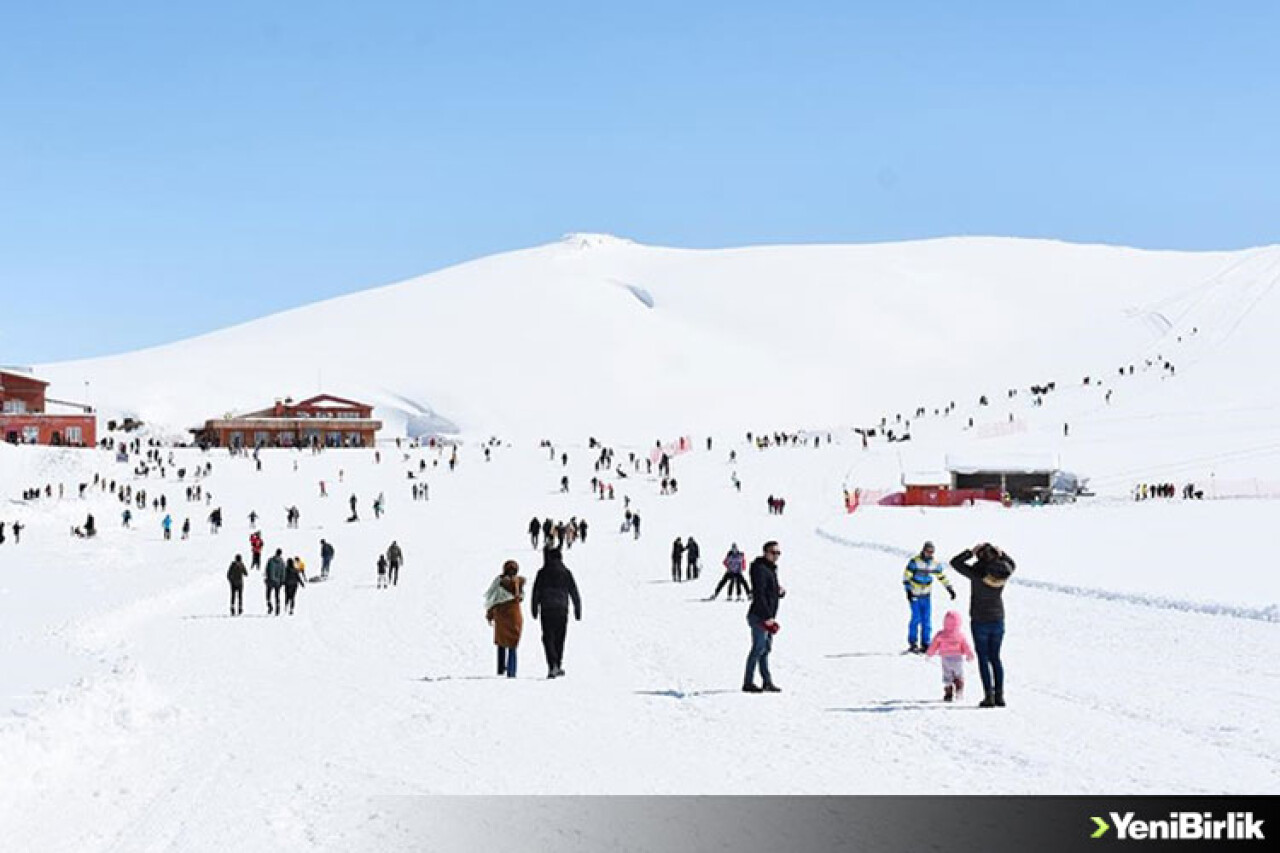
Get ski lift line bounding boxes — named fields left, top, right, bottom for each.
left=813, top=527, right=1279, bottom=623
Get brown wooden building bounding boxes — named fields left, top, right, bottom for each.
left=195, top=394, right=382, bottom=448
left=0, top=368, right=97, bottom=447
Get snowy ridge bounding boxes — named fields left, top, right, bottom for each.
left=33, top=236, right=1280, bottom=444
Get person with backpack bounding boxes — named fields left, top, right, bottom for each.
left=284, top=557, right=306, bottom=614
left=531, top=547, right=582, bottom=679
left=949, top=543, right=1016, bottom=708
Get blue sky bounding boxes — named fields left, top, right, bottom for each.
left=3, top=1, right=1279, bottom=362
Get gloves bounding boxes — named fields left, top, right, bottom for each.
left=947, top=587, right=956, bottom=600
left=763, top=619, right=781, bottom=635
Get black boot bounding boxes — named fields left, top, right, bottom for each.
left=979, top=692, right=996, bottom=708
left=993, top=691, right=1005, bottom=707
left=742, top=683, right=762, bottom=693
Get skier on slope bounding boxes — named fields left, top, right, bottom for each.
left=903, top=541, right=955, bottom=653
left=708, top=543, right=750, bottom=601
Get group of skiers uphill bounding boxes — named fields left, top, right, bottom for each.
left=903, top=540, right=1016, bottom=708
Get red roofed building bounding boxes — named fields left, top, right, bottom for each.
left=195, top=394, right=382, bottom=449
left=0, top=368, right=97, bottom=447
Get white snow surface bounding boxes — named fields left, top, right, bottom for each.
left=2, top=234, right=1280, bottom=850
left=31, top=233, right=1280, bottom=442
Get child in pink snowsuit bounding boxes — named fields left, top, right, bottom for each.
left=926, top=610, right=976, bottom=702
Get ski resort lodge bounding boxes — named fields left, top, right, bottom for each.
left=0, top=368, right=97, bottom=446
left=194, top=394, right=383, bottom=449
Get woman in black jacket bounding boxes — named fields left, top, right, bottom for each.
left=950, top=543, right=1015, bottom=707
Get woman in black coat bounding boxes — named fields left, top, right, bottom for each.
left=950, top=543, right=1015, bottom=707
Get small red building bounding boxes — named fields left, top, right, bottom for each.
left=0, top=368, right=97, bottom=447
left=196, top=394, right=382, bottom=449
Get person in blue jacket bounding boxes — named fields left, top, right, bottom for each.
left=903, top=540, right=954, bottom=653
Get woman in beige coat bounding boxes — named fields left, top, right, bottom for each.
left=485, top=560, right=526, bottom=678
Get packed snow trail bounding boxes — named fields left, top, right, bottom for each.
left=1, top=439, right=1278, bottom=852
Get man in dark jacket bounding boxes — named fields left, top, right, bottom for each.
left=950, top=543, right=1016, bottom=708
left=264, top=549, right=286, bottom=615
left=685, top=536, right=701, bottom=581
left=387, top=541, right=404, bottom=586
left=744, top=541, right=784, bottom=693
left=227, top=554, right=248, bottom=616
left=319, top=539, right=335, bottom=578
left=531, top=547, right=582, bottom=679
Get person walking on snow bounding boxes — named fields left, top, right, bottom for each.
left=671, top=537, right=685, bottom=582
left=227, top=554, right=248, bottom=616
left=531, top=547, right=582, bottom=679
left=904, top=541, right=955, bottom=653
left=162, top=514, right=172, bottom=541
left=320, top=539, right=335, bottom=578
left=949, top=543, right=1016, bottom=708
left=376, top=554, right=389, bottom=589
left=743, top=541, right=785, bottom=693
left=264, top=549, right=286, bottom=615
left=485, top=560, right=526, bottom=678
left=925, top=610, right=975, bottom=702
left=528, top=517, right=542, bottom=548
left=284, top=557, right=306, bottom=614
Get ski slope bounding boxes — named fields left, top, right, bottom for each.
left=32, top=234, right=1280, bottom=443
left=3, top=234, right=1280, bottom=850
left=1, top=436, right=1278, bottom=852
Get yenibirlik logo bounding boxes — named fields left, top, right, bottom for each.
left=1090, top=812, right=1265, bottom=841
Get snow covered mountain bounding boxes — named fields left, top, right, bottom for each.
left=34, top=234, right=1280, bottom=443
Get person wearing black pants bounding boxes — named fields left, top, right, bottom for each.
left=227, top=554, right=248, bottom=616
left=531, top=547, right=582, bottom=679
left=950, top=543, right=1016, bottom=708
left=671, top=538, right=685, bottom=582
left=283, top=558, right=306, bottom=614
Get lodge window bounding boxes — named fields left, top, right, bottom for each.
left=2, top=399, right=27, bottom=414
left=66, top=426, right=82, bottom=444
left=22, top=426, right=39, bottom=443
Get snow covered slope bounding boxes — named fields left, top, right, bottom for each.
left=34, top=234, right=1278, bottom=441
